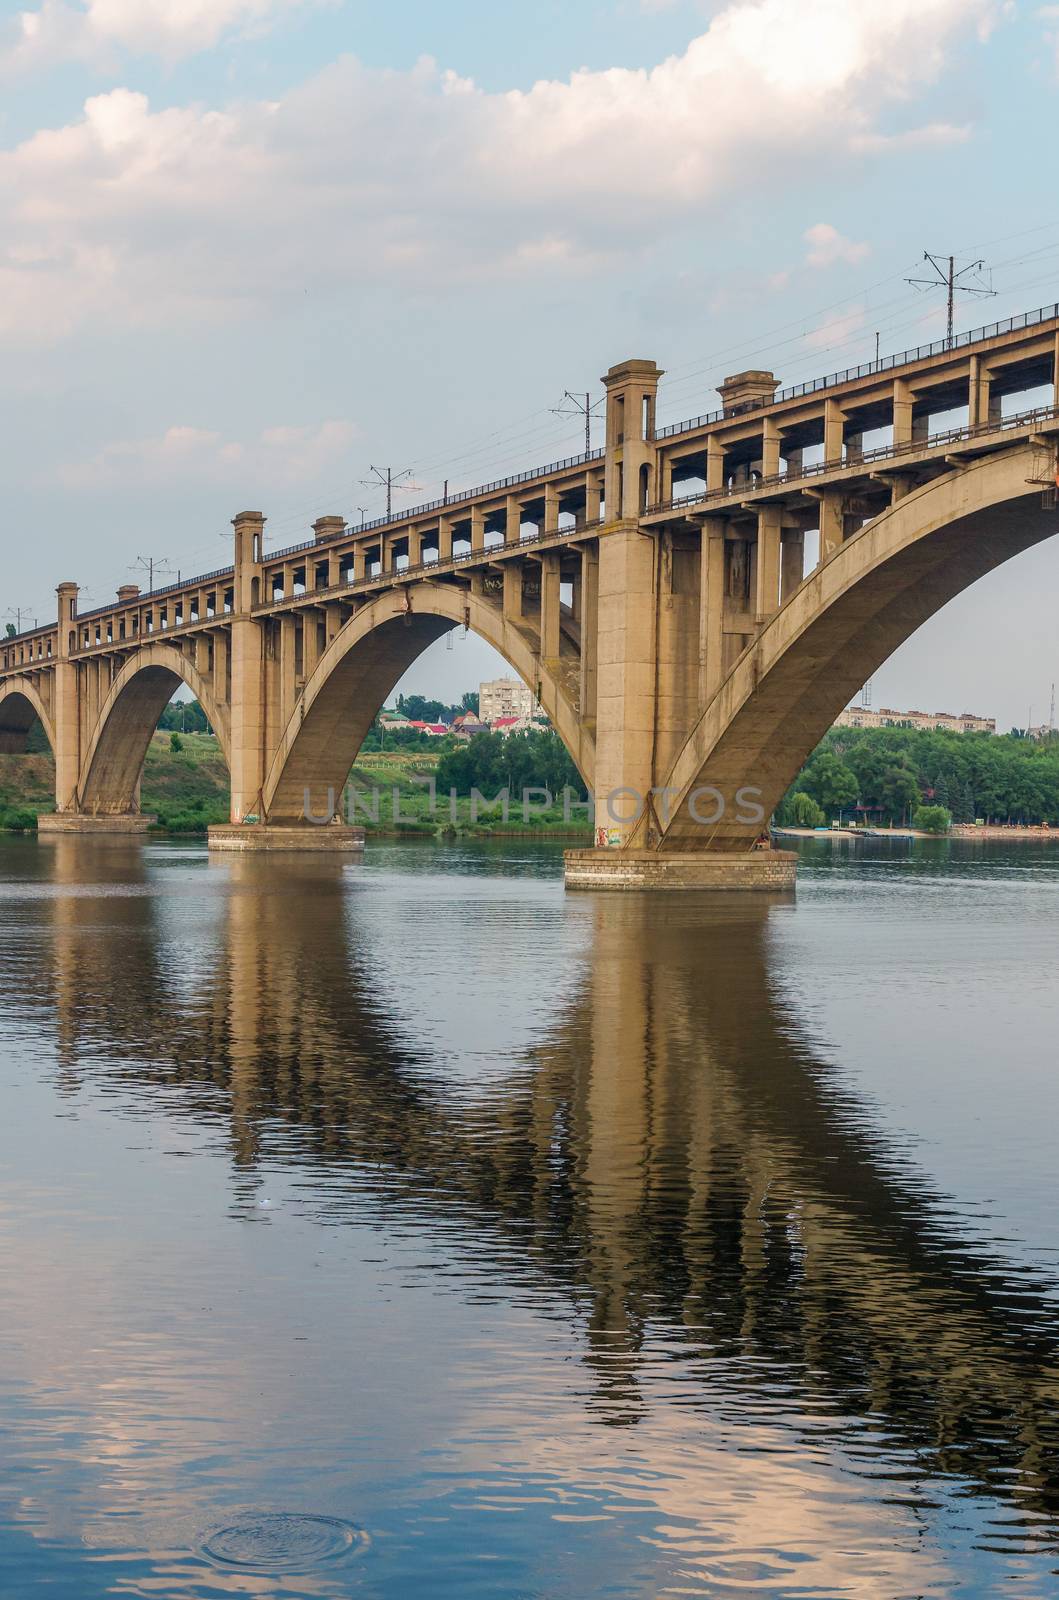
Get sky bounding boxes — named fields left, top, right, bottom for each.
left=2, top=0, right=1059, bottom=728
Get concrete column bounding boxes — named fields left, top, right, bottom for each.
left=302, top=609, right=322, bottom=681
left=894, top=379, right=921, bottom=447
left=470, top=506, right=485, bottom=553
left=540, top=551, right=561, bottom=662
left=53, top=583, right=80, bottom=812
left=583, top=472, right=602, bottom=524
left=706, top=437, right=725, bottom=492
left=505, top=495, right=521, bottom=544
left=760, top=417, right=781, bottom=478
left=823, top=399, right=845, bottom=462
left=698, top=519, right=725, bottom=706
left=593, top=526, right=657, bottom=843
left=781, top=528, right=805, bottom=601
left=543, top=483, right=560, bottom=532
left=602, top=358, right=663, bottom=522
left=437, top=516, right=453, bottom=562
left=353, top=543, right=367, bottom=582
left=503, top=561, right=522, bottom=622
left=968, top=355, right=990, bottom=427
left=279, top=615, right=297, bottom=729
left=817, top=490, right=844, bottom=564
left=785, top=446, right=804, bottom=479
left=213, top=628, right=229, bottom=705
left=229, top=511, right=267, bottom=824
left=754, top=507, right=782, bottom=622
left=327, top=549, right=342, bottom=587
left=579, top=545, right=599, bottom=726
left=657, top=452, right=673, bottom=505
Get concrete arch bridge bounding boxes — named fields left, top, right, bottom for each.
left=3, top=302, right=1059, bottom=887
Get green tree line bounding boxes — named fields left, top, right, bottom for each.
left=779, top=725, right=1059, bottom=827
left=435, top=729, right=585, bottom=800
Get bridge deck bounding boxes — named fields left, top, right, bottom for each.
left=2, top=300, right=1058, bottom=677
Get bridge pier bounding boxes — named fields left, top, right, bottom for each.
left=208, top=823, right=365, bottom=853
left=38, top=813, right=155, bottom=836
left=564, top=847, right=797, bottom=892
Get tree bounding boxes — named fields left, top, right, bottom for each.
left=461, top=691, right=480, bottom=715
left=913, top=804, right=951, bottom=833
left=397, top=694, right=447, bottom=724
left=878, top=763, right=920, bottom=825
left=169, top=731, right=184, bottom=752
left=801, top=753, right=859, bottom=816
left=790, top=791, right=825, bottom=828
left=932, top=770, right=950, bottom=810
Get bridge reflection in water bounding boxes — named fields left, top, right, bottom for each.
left=15, top=839, right=1059, bottom=1580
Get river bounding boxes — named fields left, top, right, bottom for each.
left=1, top=833, right=1058, bottom=1597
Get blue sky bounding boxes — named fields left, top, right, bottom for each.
left=2, top=0, right=1059, bottom=725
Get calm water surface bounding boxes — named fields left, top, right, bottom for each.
left=1, top=832, right=1059, bottom=1597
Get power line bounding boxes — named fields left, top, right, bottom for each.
left=5, top=604, right=40, bottom=635
left=550, top=390, right=605, bottom=455
left=359, top=465, right=421, bottom=521
left=906, top=251, right=996, bottom=348
left=132, top=554, right=173, bottom=593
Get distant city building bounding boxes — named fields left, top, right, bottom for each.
left=451, top=711, right=487, bottom=742
left=835, top=705, right=996, bottom=736
left=1026, top=724, right=1058, bottom=741
left=479, top=677, right=542, bottom=726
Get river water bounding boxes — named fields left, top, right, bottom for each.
left=1, top=833, right=1058, bottom=1598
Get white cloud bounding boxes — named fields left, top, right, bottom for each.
left=0, top=0, right=997, bottom=344
left=2, top=0, right=319, bottom=70
left=1039, top=5, right=1059, bottom=73
left=804, top=222, right=870, bottom=268
left=805, top=305, right=865, bottom=351
left=852, top=121, right=971, bottom=151
left=59, top=419, right=359, bottom=492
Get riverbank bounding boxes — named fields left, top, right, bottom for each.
left=775, top=822, right=1059, bottom=842
left=0, top=738, right=592, bottom=839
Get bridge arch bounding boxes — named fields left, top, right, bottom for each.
left=262, top=581, right=593, bottom=823
left=652, top=441, right=1059, bottom=851
left=0, top=677, right=56, bottom=755
left=77, top=644, right=230, bottom=814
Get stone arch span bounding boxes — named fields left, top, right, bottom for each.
left=78, top=644, right=230, bottom=815
left=262, top=582, right=594, bottom=823
left=0, top=678, right=56, bottom=755
left=651, top=440, right=1059, bottom=852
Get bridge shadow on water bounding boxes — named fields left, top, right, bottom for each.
left=8, top=836, right=1059, bottom=1569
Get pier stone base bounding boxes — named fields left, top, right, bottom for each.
left=37, top=813, right=156, bottom=836
left=564, top=847, right=797, bottom=892
left=208, top=824, right=366, bottom=853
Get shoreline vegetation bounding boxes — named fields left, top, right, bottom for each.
left=4, top=711, right=1059, bottom=839
left=0, top=721, right=594, bottom=839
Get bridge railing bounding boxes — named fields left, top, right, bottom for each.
left=654, top=301, right=1059, bottom=441
left=263, top=448, right=606, bottom=565
left=72, top=565, right=236, bottom=626
left=649, top=400, right=1059, bottom=516
left=0, top=625, right=58, bottom=673
left=252, top=517, right=603, bottom=613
